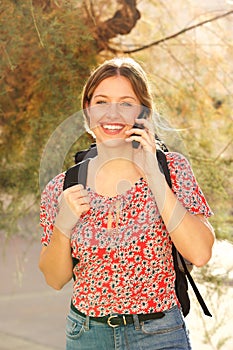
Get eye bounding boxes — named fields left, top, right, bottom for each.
left=96, top=100, right=107, bottom=105
left=120, top=101, right=133, bottom=107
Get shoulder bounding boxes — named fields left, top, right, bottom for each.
left=165, top=151, right=195, bottom=183
left=45, top=172, right=65, bottom=189
left=165, top=151, right=190, bottom=167
left=41, top=172, right=66, bottom=201
left=165, top=151, right=193, bottom=172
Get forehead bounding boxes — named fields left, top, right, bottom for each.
left=93, top=75, right=137, bottom=98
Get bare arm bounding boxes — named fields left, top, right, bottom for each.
left=157, top=177, right=215, bottom=266
left=39, top=227, right=73, bottom=290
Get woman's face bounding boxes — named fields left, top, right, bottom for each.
left=87, top=75, right=142, bottom=145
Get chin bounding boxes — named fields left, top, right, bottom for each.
left=98, top=138, right=126, bottom=148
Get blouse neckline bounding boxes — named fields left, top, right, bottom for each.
left=86, top=177, right=145, bottom=201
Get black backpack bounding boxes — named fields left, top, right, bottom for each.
left=63, top=143, right=212, bottom=317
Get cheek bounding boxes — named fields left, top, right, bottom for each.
left=127, top=115, right=136, bottom=127
left=87, top=106, right=101, bottom=129
left=89, top=116, right=101, bottom=130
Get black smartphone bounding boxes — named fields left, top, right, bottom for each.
left=132, top=107, right=147, bottom=149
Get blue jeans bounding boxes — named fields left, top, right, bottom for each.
left=66, top=306, right=192, bottom=350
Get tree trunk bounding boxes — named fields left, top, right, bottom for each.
left=90, top=0, right=141, bottom=51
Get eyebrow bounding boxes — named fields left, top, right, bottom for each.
left=93, top=94, right=137, bottom=101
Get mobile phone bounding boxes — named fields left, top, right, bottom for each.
left=132, top=107, right=147, bottom=149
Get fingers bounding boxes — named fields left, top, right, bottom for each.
left=63, top=184, right=90, bottom=215
left=125, top=119, right=156, bottom=151
left=64, top=184, right=85, bottom=194
left=133, top=117, right=154, bottom=134
left=55, top=184, right=90, bottom=238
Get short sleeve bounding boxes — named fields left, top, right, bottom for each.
left=166, top=152, right=213, bottom=218
left=40, top=172, right=65, bottom=245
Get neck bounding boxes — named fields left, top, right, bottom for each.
left=87, top=140, right=144, bottom=195
left=95, top=140, right=135, bottom=168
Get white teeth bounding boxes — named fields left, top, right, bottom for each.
left=102, top=124, right=123, bottom=130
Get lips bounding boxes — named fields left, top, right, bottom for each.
left=101, top=123, right=125, bottom=135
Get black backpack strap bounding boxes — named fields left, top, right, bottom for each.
left=178, top=253, right=212, bottom=316
left=63, top=158, right=90, bottom=190
left=74, top=144, right=97, bottom=164
left=172, top=244, right=190, bottom=317
left=156, top=149, right=172, bottom=187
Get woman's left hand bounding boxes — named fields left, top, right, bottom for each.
left=125, top=118, right=159, bottom=177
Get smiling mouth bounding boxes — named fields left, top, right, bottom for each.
left=101, top=123, right=125, bottom=133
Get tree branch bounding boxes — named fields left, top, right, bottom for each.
left=110, top=10, right=233, bottom=54
left=30, top=0, right=45, bottom=48
left=214, top=138, right=233, bottom=162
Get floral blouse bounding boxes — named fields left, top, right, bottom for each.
left=40, top=152, right=213, bottom=317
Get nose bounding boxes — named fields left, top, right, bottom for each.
left=107, top=103, right=119, bottom=118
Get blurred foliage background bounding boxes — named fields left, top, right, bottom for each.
left=0, top=0, right=232, bottom=241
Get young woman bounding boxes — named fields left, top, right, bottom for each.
left=39, top=57, right=215, bottom=350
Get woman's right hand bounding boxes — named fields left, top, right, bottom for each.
left=54, top=184, right=90, bottom=238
